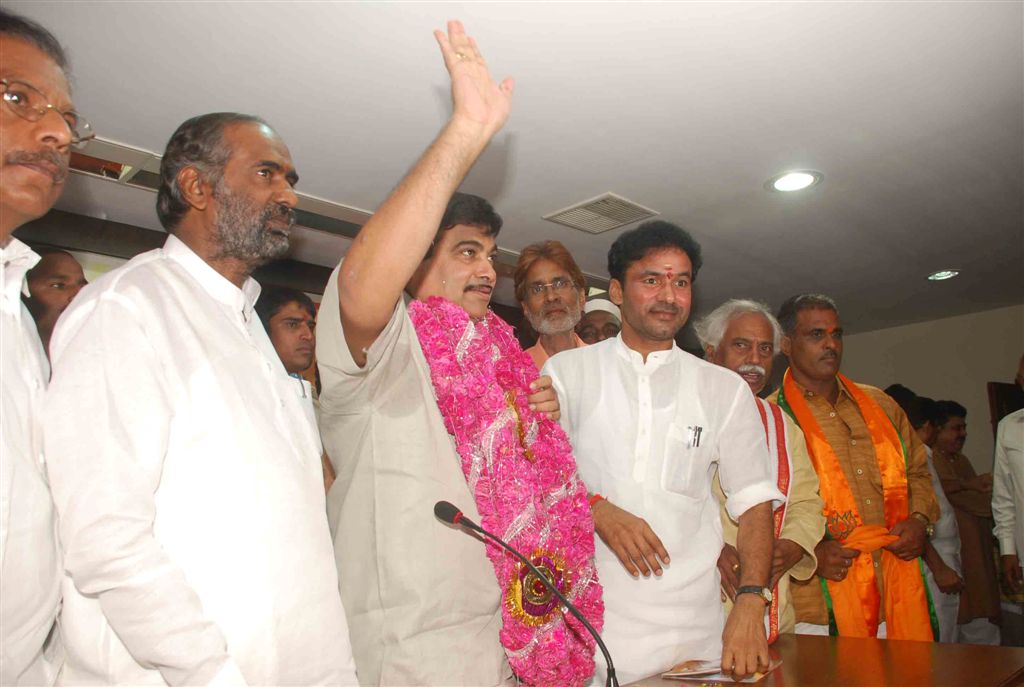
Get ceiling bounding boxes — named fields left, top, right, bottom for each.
left=10, top=1, right=1023, bottom=335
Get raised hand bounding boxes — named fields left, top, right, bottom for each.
left=434, top=20, right=514, bottom=138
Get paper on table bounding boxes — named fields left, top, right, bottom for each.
left=660, top=657, right=782, bottom=683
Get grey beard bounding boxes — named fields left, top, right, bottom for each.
left=212, top=185, right=292, bottom=267
left=529, top=306, right=582, bottom=336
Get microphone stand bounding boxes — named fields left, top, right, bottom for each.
left=443, top=508, right=619, bottom=687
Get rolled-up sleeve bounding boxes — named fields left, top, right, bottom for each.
left=717, top=383, right=785, bottom=521
left=44, top=293, right=245, bottom=686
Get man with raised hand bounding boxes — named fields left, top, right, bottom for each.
left=544, top=221, right=783, bottom=683
left=770, top=294, right=937, bottom=641
left=44, top=111, right=358, bottom=685
left=695, top=299, right=824, bottom=641
left=317, top=21, right=601, bottom=687
left=0, top=8, right=87, bottom=684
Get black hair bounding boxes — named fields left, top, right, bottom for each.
left=425, top=192, right=503, bottom=258
left=155, top=112, right=269, bottom=232
left=606, top=220, right=703, bottom=284
left=776, top=294, right=839, bottom=336
left=885, top=384, right=935, bottom=430
left=884, top=384, right=917, bottom=412
left=255, top=286, right=316, bottom=332
left=0, top=8, right=69, bottom=75
left=932, top=400, right=967, bottom=428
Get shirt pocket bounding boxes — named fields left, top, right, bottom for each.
left=661, top=421, right=712, bottom=501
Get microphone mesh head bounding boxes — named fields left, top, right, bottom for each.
left=434, top=500, right=461, bottom=524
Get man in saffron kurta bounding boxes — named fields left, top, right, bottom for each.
left=769, top=294, right=938, bottom=640
left=695, top=300, right=825, bottom=639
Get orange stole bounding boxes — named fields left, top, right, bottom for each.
left=779, top=371, right=933, bottom=640
left=754, top=398, right=789, bottom=644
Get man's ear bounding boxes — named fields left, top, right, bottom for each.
left=608, top=279, right=624, bottom=306
left=177, top=166, right=213, bottom=212
left=704, top=344, right=716, bottom=361
left=780, top=335, right=792, bottom=358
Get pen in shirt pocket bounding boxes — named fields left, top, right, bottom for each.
left=687, top=425, right=703, bottom=448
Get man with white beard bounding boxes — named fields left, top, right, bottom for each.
left=513, top=240, right=588, bottom=370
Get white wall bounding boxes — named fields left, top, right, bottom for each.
left=841, top=304, right=1024, bottom=474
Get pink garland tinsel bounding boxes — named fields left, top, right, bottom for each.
left=410, top=297, right=604, bottom=687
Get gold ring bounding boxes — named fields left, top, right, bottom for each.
left=455, top=52, right=468, bottom=60
left=731, top=563, right=740, bottom=573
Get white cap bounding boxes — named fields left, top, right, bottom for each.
left=583, top=299, right=621, bottom=323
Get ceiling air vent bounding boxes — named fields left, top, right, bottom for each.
left=543, top=192, right=658, bottom=234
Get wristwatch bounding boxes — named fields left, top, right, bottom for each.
left=736, top=586, right=773, bottom=604
left=911, top=512, right=935, bottom=539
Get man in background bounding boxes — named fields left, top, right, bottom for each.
left=256, top=285, right=317, bottom=376
left=770, top=294, right=937, bottom=640
left=994, top=356, right=1024, bottom=595
left=696, top=298, right=824, bottom=641
left=931, top=400, right=1001, bottom=644
left=886, top=387, right=964, bottom=642
left=576, top=297, right=621, bottom=344
left=23, top=247, right=86, bottom=355
left=44, top=112, right=358, bottom=684
left=255, top=285, right=336, bottom=492
left=0, top=9, right=85, bottom=683
left=514, top=239, right=587, bottom=369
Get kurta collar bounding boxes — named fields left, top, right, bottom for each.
left=612, top=332, right=678, bottom=371
left=791, top=375, right=851, bottom=403
left=1, top=237, right=41, bottom=301
left=163, top=234, right=261, bottom=321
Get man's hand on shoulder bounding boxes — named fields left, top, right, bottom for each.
left=528, top=375, right=559, bottom=421
left=591, top=498, right=669, bottom=578
left=885, top=517, right=926, bottom=560
left=721, top=594, right=770, bottom=680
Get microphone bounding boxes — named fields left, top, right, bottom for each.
left=434, top=500, right=618, bottom=687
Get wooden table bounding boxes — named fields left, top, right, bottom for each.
left=625, top=634, right=1024, bottom=687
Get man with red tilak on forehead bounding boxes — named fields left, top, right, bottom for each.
left=317, top=21, right=602, bottom=687
left=695, top=299, right=824, bottom=643
left=769, top=294, right=938, bottom=640
left=545, top=221, right=784, bottom=684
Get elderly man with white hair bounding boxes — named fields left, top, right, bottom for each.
left=696, top=299, right=825, bottom=640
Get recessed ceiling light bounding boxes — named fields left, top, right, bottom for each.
left=766, top=170, right=823, bottom=192
left=927, top=269, right=960, bottom=281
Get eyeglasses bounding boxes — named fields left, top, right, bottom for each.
left=527, top=277, right=575, bottom=297
left=1, top=79, right=95, bottom=148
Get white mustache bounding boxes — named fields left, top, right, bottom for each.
left=737, top=364, right=766, bottom=377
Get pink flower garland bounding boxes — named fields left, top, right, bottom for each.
left=410, top=297, right=603, bottom=687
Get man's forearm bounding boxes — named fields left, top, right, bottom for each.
left=736, top=502, right=774, bottom=586
left=338, top=119, right=493, bottom=339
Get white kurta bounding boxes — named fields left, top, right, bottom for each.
left=316, top=269, right=509, bottom=687
left=994, top=409, right=1024, bottom=559
left=922, top=445, right=963, bottom=643
left=1, top=239, right=62, bottom=686
left=43, top=235, right=358, bottom=686
left=544, top=336, right=783, bottom=685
